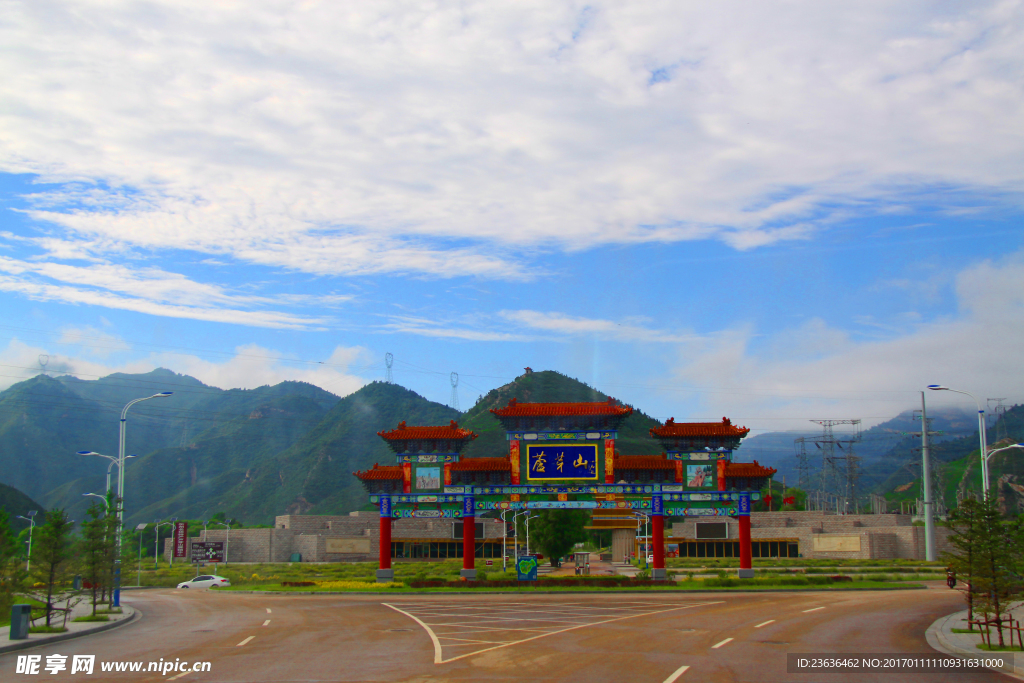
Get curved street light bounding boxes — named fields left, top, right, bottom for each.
left=16, top=510, right=38, bottom=571
left=113, top=392, right=172, bottom=607
left=78, top=452, right=136, bottom=495
left=82, top=492, right=111, bottom=511
left=984, top=444, right=1024, bottom=496
left=928, top=385, right=989, bottom=496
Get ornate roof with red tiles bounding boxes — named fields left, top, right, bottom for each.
left=376, top=419, right=478, bottom=441
left=449, top=457, right=512, bottom=472
left=490, top=396, right=632, bottom=417
left=723, top=461, right=777, bottom=478
left=613, top=454, right=676, bottom=470
left=352, top=463, right=403, bottom=480
left=649, top=417, right=751, bottom=438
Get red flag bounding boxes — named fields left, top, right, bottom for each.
left=763, top=495, right=773, bottom=505
left=783, top=496, right=796, bottom=505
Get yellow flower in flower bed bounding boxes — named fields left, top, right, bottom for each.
left=314, top=580, right=404, bottom=590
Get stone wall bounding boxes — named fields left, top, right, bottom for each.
left=164, top=511, right=506, bottom=563
left=667, top=511, right=952, bottom=560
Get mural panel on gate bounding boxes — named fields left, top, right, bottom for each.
left=686, top=463, right=714, bottom=488
left=526, top=444, right=598, bottom=481
left=416, top=466, right=441, bottom=490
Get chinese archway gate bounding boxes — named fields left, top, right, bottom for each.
left=354, top=400, right=776, bottom=582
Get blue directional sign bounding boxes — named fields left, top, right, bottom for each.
left=516, top=555, right=539, bottom=581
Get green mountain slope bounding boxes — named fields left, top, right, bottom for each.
left=189, top=381, right=461, bottom=524
left=0, top=482, right=44, bottom=520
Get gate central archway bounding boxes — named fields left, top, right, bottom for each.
left=355, top=400, right=775, bottom=581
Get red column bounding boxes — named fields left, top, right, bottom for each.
left=377, top=495, right=393, bottom=582
left=462, top=515, right=475, bottom=573
left=402, top=463, right=412, bottom=494
left=510, top=440, right=521, bottom=485
left=604, top=438, right=615, bottom=484
left=738, top=515, right=752, bottom=574
left=652, top=514, right=665, bottom=574
left=379, top=515, right=392, bottom=570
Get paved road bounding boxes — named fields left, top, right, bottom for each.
left=1, top=587, right=1013, bottom=682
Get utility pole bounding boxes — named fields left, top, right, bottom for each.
left=920, top=392, right=934, bottom=561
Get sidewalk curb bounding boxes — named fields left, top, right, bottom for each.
left=0, top=607, right=141, bottom=656
left=925, top=610, right=1022, bottom=680
left=224, top=585, right=927, bottom=595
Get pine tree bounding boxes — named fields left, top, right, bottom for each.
left=80, top=502, right=112, bottom=617
left=0, top=509, right=27, bottom=618
left=972, top=498, right=1023, bottom=647
left=944, top=498, right=982, bottom=628
left=32, top=509, right=75, bottom=627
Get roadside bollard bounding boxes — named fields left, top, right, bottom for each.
left=9, top=604, right=32, bottom=640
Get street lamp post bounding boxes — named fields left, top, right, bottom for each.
left=928, top=386, right=988, bottom=496
left=213, top=521, right=231, bottom=566
left=15, top=510, right=37, bottom=571
left=78, top=452, right=136, bottom=495
left=135, top=523, right=148, bottom=586
left=113, top=392, right=172, bottom=607
left=983, top=444, right=1024, bottom=496
left=154, top=520, right=173, bottom=570
left=82, top=492, right=111, bottom=511
left=919, top=391, right=936, bottom=562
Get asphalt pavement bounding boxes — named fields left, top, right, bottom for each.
left=1, top=586, right=1016, bottom=682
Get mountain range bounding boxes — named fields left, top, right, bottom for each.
left=0, top=368, right=1019, bottom=524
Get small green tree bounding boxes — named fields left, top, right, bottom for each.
left=0, top=509, right=27, bottom=617
left=972, top=498, right=1023, bottom=647
left=80, top=502, right=116, bottom=617
left=944, top=498, right=982, bottom=628
left=31, top=509, right=75, bottom=627
left=529, top=510, right=589, bottom=567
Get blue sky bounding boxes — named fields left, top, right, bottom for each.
left=1, top=1, right=1022, bottom=435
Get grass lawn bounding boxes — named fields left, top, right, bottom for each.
left=0, top=596, right=47, bottom=628
left=73, top=615, right=110, bottom=622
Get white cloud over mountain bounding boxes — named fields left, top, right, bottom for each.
left=0, top=0, right=1021, bottom=281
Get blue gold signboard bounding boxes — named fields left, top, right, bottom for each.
left=526, top=444, right=598, bottom=481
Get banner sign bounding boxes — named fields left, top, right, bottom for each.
left=525, top=444, right=599, bottom=481
left=396, top=454, right=458, bottom=463
left=379, top=495, right=392, bottom=518
left=738, top=493, right=751, bottom=516
left=516, top=555, right=539, bottom=581
left=666, top=451, right=732, bottom=460
left=462, top=495, right=475, bottom=517
left=173, top=522, right=188, bottom=558
left=190, top=541, right=224, bottom=563
left=392, top=508, right=463, bottom=519
left=664, top=507, right=737, bottom=517
left=651, top=494, right=663, bottom=516
left=508, top=431, right=616, bottom=441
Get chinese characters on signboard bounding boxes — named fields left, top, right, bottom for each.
left=525, top=444, right=598, bottom=481
left=173, top=521, right=188, bottom=558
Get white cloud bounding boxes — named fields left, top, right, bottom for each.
left=0, top=255, right=332, bottom=329
left=500, top=309, right=699, bottom=343
left=0, top=1, right=1020, bottom=279
left=0, top=338, right=368, bottom=396
left=669, top=252, right=1024, bottom=431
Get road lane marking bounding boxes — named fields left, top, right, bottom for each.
left=384, top=604, right=444, bottom=664
left=662, top=664, right=690, bottom=683
left=266, top=608, right=272, bottom=613
left=263, top=619, right=271, bottom=626
left=236, top=636, right=255, bottom=647
left=711, top=638, right=734, bottom=649
left=754, top=620, right=775, bottom=628
left=802, top=607, right=825, bottom=613
left=385, top=601, right=722, bottom=664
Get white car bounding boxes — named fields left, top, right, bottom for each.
left=177, top=575, right=230, bottom=589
